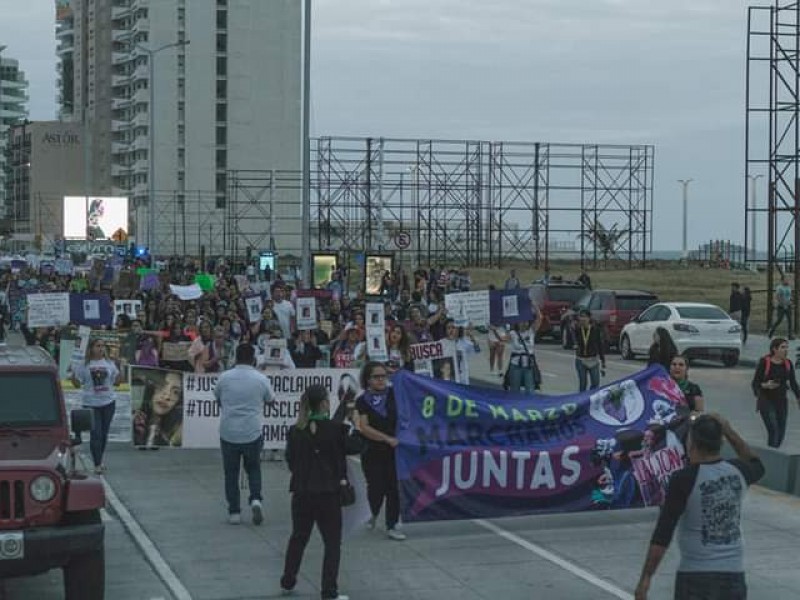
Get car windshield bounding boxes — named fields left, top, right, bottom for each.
left=616, top=296, right=657, bottom=311
left=675, top=306, right=729, bottom=320
left=0, top=373, right=61, bottom=427
left=547, top=287, right=586, bottom=303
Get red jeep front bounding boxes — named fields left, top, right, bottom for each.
left=0, top=347, right=106, bottom=599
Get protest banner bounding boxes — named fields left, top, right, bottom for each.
left=114, top=299, right=142, bottom=320
left=27, top=293, right=70, bottom=328
left=392, top=365, right=687, bottom=522
left=169, top=283, right=203, bottom=301
left=130, top=366, right=185, bottom=447
left=161, top=341, right=190, bottom=363
left=258, top=338, right=287, bottom=367
left=365, top=302, right=387, bottom=361
left=140, top=272, right=160, bottom=291
left=181, top=369, right=361, bottom=450
left=245, top=295, right=264, bottom=323
left=409, top=340, right=464, bottom=384
left=69, top=293, right=114, bottom=327
left=445, top=291, right=490, bottom=328
left=489, top=289, right=534, bottom=325
left=296, top=296, right=317, bottom=330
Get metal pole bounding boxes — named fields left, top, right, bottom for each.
left=748, top=174, right=763, bottom=260
left=678, top=179, right=693, bottom=258
left=301, top=0, right=312, bottom=286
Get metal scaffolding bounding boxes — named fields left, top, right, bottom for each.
left=746, top=1, right=800, bottom=332
left=313, top=137, right=654, bottom=268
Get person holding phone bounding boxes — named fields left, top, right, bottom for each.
left=751, top=337, right=800, bottom=448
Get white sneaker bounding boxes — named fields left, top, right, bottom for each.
left=251, top=499, right=263, bottom=525
left=366, top=516, right=376, bottom=530
left=387, top=528, right=407, bottom=541
left=228, top=513, right=241, bottom=525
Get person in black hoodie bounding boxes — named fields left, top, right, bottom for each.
left=751, top=337, right=800, bottom=448
left=573, top=309, right=606, bottom=391
left=281, top=384, right=350, bottom=600
left=648, top=327, right=677, bottom=371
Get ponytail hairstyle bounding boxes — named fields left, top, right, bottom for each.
left=296, top=384, right=329, bottom=433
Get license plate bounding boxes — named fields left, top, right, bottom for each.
left=0, top=532, right=24, bottom=560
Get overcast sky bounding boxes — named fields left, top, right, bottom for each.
left=1, top=0, right=756, bottom=251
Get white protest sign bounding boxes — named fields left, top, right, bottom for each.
left=169, top=284, right=203, bottom=301
left=258, top=337, right=287, bottom=367
left=409, top=340, right=465, bottom=384
left=114, top=299, right=142, bottom=320
left=82, top=299, right=100, bottom=320
left=27, top=293, right=71, bottom=328
left=445, top=290, right=490, bottom=328
left=366, top=303, right=385, bottom=329
left=245, top=295, right=263, bottom=323
left=502, top=294, right=519, bottom=318
left=70, top=325, right=91, bottom=368
left=296, top=297, right=317, bottom=331
left=181, top=369, right=360, bottom=450
left=365, top=302, right=387, bottom=361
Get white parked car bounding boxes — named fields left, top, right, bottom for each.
left=619, top=302, right=742, bottom=367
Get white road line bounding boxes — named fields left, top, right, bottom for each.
left=473, top=519, right=634, bottom=600
left=78, top=454, right=192, bottom=600
left=100, top=508, right=112, bottom=522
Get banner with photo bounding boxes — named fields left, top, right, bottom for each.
left=245, top=295, right=264, bottom=323
left=114, top=299, right=142, bottom=320
left=181, top=369, right=361, bottom=450
left=130, top=366, right=185, bottom=447
left=69, top=293, right=114, bottom=327
left=392, top=365, right=688, bottom=522
left=409, top=340, right=465, bottom=384
left=296, top=296, right=317, bottom=331
left=445, top=291, right=490, bottom=328
left=366, top=302, right=387, bottom=361
left=489, top=289, right=534, bottom=325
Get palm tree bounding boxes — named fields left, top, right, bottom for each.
left=580, top=221, right=629, bottom=266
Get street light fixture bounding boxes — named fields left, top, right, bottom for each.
left=135, top=40, right=190, bottom=257
left=677, top=179, right=693, bottom=259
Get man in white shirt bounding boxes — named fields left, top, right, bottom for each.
left=271, top=285, right=296, bottom=339
left=214, top=344, right=275, bottom=525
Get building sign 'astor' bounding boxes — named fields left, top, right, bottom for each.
left=41, top=131, right=80, bottom=146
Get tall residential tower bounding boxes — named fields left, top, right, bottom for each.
left=0, top=47, right=30, bottom=219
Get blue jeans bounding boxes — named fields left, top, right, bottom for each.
left=575, top=358, right=600, bottom=392
left=86, top=402, right=116, bottom=468
left=674, top=572, right=746, bottom=600
left=221, top=435, right=263, bottom=514
left=760, top=398, right=788, bottom=448
left=508, top=364, right=534, bottom=395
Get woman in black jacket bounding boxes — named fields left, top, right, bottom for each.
left=647, top=326, right=677, bottom=370
left=751, top=337, right=800, bottom=448
left=281, top=385, right=350, bottom=600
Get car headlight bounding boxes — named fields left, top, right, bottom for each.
left=30, top=475, right=57, bottom=503
left=728, top=325, right=742, bottom=333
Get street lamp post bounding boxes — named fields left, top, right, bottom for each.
left=748, top=174, right=763, bottom=260
left=136, top=40, right=189, bottom=258
left=678, top=179, right=693, bottom=259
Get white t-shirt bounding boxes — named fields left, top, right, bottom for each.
left=508, top=330, right=536, bottom=368
left=454, top=338, right=478, bottom=384
left=272, top=300, right=296, bottom=339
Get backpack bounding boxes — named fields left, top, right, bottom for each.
left=763, top=355, right=791, bottom=379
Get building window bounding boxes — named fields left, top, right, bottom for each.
left=216, top=10, right=227, bottom=29
left=216, top=80, right=226, bottom=100
left=216, top=149, right=226, bottom=169
left=216, top=56, right=227, bottom=76
left=216, top=126, right=226, bottom=145
left=217, top=0, right=227, bottom=6
left=178, top=31, right=186, bottom=43
left=215, top=103, right=226, bottom=122
left=177, top=7, right=185, bottom=22
left=216, top=33, right=227, bottom=52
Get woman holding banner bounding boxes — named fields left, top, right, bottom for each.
left=356, top=361, right=406, bottom=541
left=506, top=317, right=541, bottom=394
left=71, top=338, right=122, bottom=474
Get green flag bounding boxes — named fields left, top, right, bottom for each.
left=195, top=273, right=215, bottom=292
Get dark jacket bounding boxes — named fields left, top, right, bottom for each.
left=729, top=291, right=744, bottom=313
left=574, top=323, right=605, bottom=364
left=289, top=340, right=323, bottom=368
left=751, top=356, right=800, bottom=411
left=285, top=420, right=348, bottom=494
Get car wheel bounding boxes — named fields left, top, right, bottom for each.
left=561, top=325, right=573, bottom=349
left=722, top=350, right=740, bottom=368
left=620, top=335, right=633, bottom=360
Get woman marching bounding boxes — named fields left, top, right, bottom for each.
left=280, top=384, right=350, bottom=600
left=751, top=337, right=800, bottom=448
left=70, top=338, right=123, bottom=474
left=573, top=309, right=606, bottom=392
left=355, top=361, right=406, bottom=541
left=506, top=315, right=542, bottom=394
left=669, top=355, right=704, bottom=413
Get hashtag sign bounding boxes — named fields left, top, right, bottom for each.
left=186, top=400, right=196, bottom=417
left=186, top=376, right=195, bottom=392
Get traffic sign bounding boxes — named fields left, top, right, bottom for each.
left=394, top=231, right=412, bottom=250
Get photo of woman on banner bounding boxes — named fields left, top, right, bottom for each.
left=132, top=368, right=184, bottom=448
left=432, top=357, right=455, bottom=381
left=332, top=373, right=364, bottom=455
left=590, top=429, right=644, bottom=509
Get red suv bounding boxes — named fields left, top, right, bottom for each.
left=0, top=344, right=105, bottom=599
left=560, top=289, right=658, bottom=350
left=529, top=280, right=589, bottom=340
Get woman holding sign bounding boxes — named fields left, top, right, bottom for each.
left=506, top=316, right=542, bottom=394
left=356, top=361, right=406, bottom=541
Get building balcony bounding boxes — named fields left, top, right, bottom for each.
left=111, top=97, right=132, bottom=110
left=131, top=136, right=149, bottom=152
left=111, top=163, right=134, bottom=177
left=111, top=141, right=131, bottom=155
left=111, top=2, right=133, bottom=19
left=132, top=16, right=149, bottom=35
left=111, top=119, right=131, bottom=132
left=132, top=87, right=149, bottom=104
left=112, top=51, right=132, bottom=66
left=56, top=25, right=74, bottom=39
left=133, top=63, right=149, bottom=81
left=112, top=28, right=133, bottom=43
left=131, top=112, right=148, bottom=127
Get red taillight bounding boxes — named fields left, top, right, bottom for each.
left=609, top=311, right=618, bottom=324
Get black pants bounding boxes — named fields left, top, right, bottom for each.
left=220, top=436, right=263, bottom=514
left=362, top=447, right=400, bottom=529
left=674, top=571, right=746, bottom=600
left=87, top=402, right=116, bottom=468
left=760, top=398, right=788, bottom=448
left=741, top=313, right=749, bottom=343
left=281, top=492, right=342, bottom=599
left=769, top=305, right=793, bottom=337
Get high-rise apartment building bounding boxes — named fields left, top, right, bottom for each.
left=56, top=0, right=76, bottom=121
left=0, top=47, right=30, bottom=218
left=57, top=0, right=303, bottom=256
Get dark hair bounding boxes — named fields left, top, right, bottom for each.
left=689, top=415, right=723, bottom=454
left=770, top=337, right=788, bottom=355
left=360, top=361, right=387, bottom=390
left=653, top=327, right=677, bottom=364
left=578, top=309, right=591, bottom=318
left=297, top=384, right=329, bottom=431
left=235, top=343, right=256, bottom=364
left=134, top=370, right=183, bottom=446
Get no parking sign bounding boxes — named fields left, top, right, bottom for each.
left=394, top=231, right=412, bottom=250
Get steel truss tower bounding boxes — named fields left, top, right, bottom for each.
left=746, top=1, right=800, bottom=332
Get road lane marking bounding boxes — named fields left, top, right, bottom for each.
left=473, top=518, right=634, bottom=599
left=100, top=508, right=112, bottom=522
left=79, top=454, right=193, bottom=600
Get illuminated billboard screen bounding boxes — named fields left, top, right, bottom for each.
left=63, top=196, right=129, bottom=241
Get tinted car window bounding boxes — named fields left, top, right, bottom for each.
left=653, top=306, right=672, bottom=321
left=546, top=286, right=586, bottom=303
left=615, top=296, right=657, bottom=311
left=0, top=373, right=60, bottom=426
left=638, top=305, right=660, bottom=322
left=676, top=306, right=729, bottom=320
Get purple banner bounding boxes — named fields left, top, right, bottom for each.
left=489, top=289, right=534, bottom=325
left=69, top=293, right=114, bottom=327
left=393, top=366, right=688, bottom=522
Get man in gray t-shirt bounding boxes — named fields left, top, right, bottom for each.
left=635, top=414, right=765, bottom=600
left=214, top=344, right=275, bottom=525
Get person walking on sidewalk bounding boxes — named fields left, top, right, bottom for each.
left=741, top=287, right=752, bottom=344
left=280, top=385, right=350, bottom=600
left=751, top=337, right=800, bottom=448
left=768, top=276, right=794, bottom=339
left=634, top=414, right=765, bottom=600
left=70, top=338, right=123, bottom=475
left=729, top=283, right=744, bottom=324
left=356, top=361, right=406, bottom=541
left=214, top=343, right=275, bottom=525
left=573, top=309, right=606, bottom=392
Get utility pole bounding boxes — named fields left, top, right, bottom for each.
left=747, top=174, right=763, bottom=260
left=301, top=0, right=312, bottom=286
left=678, top=179, right=693, bottom=259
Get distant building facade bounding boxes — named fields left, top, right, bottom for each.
left=0, top=46, right=29, bottom=219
